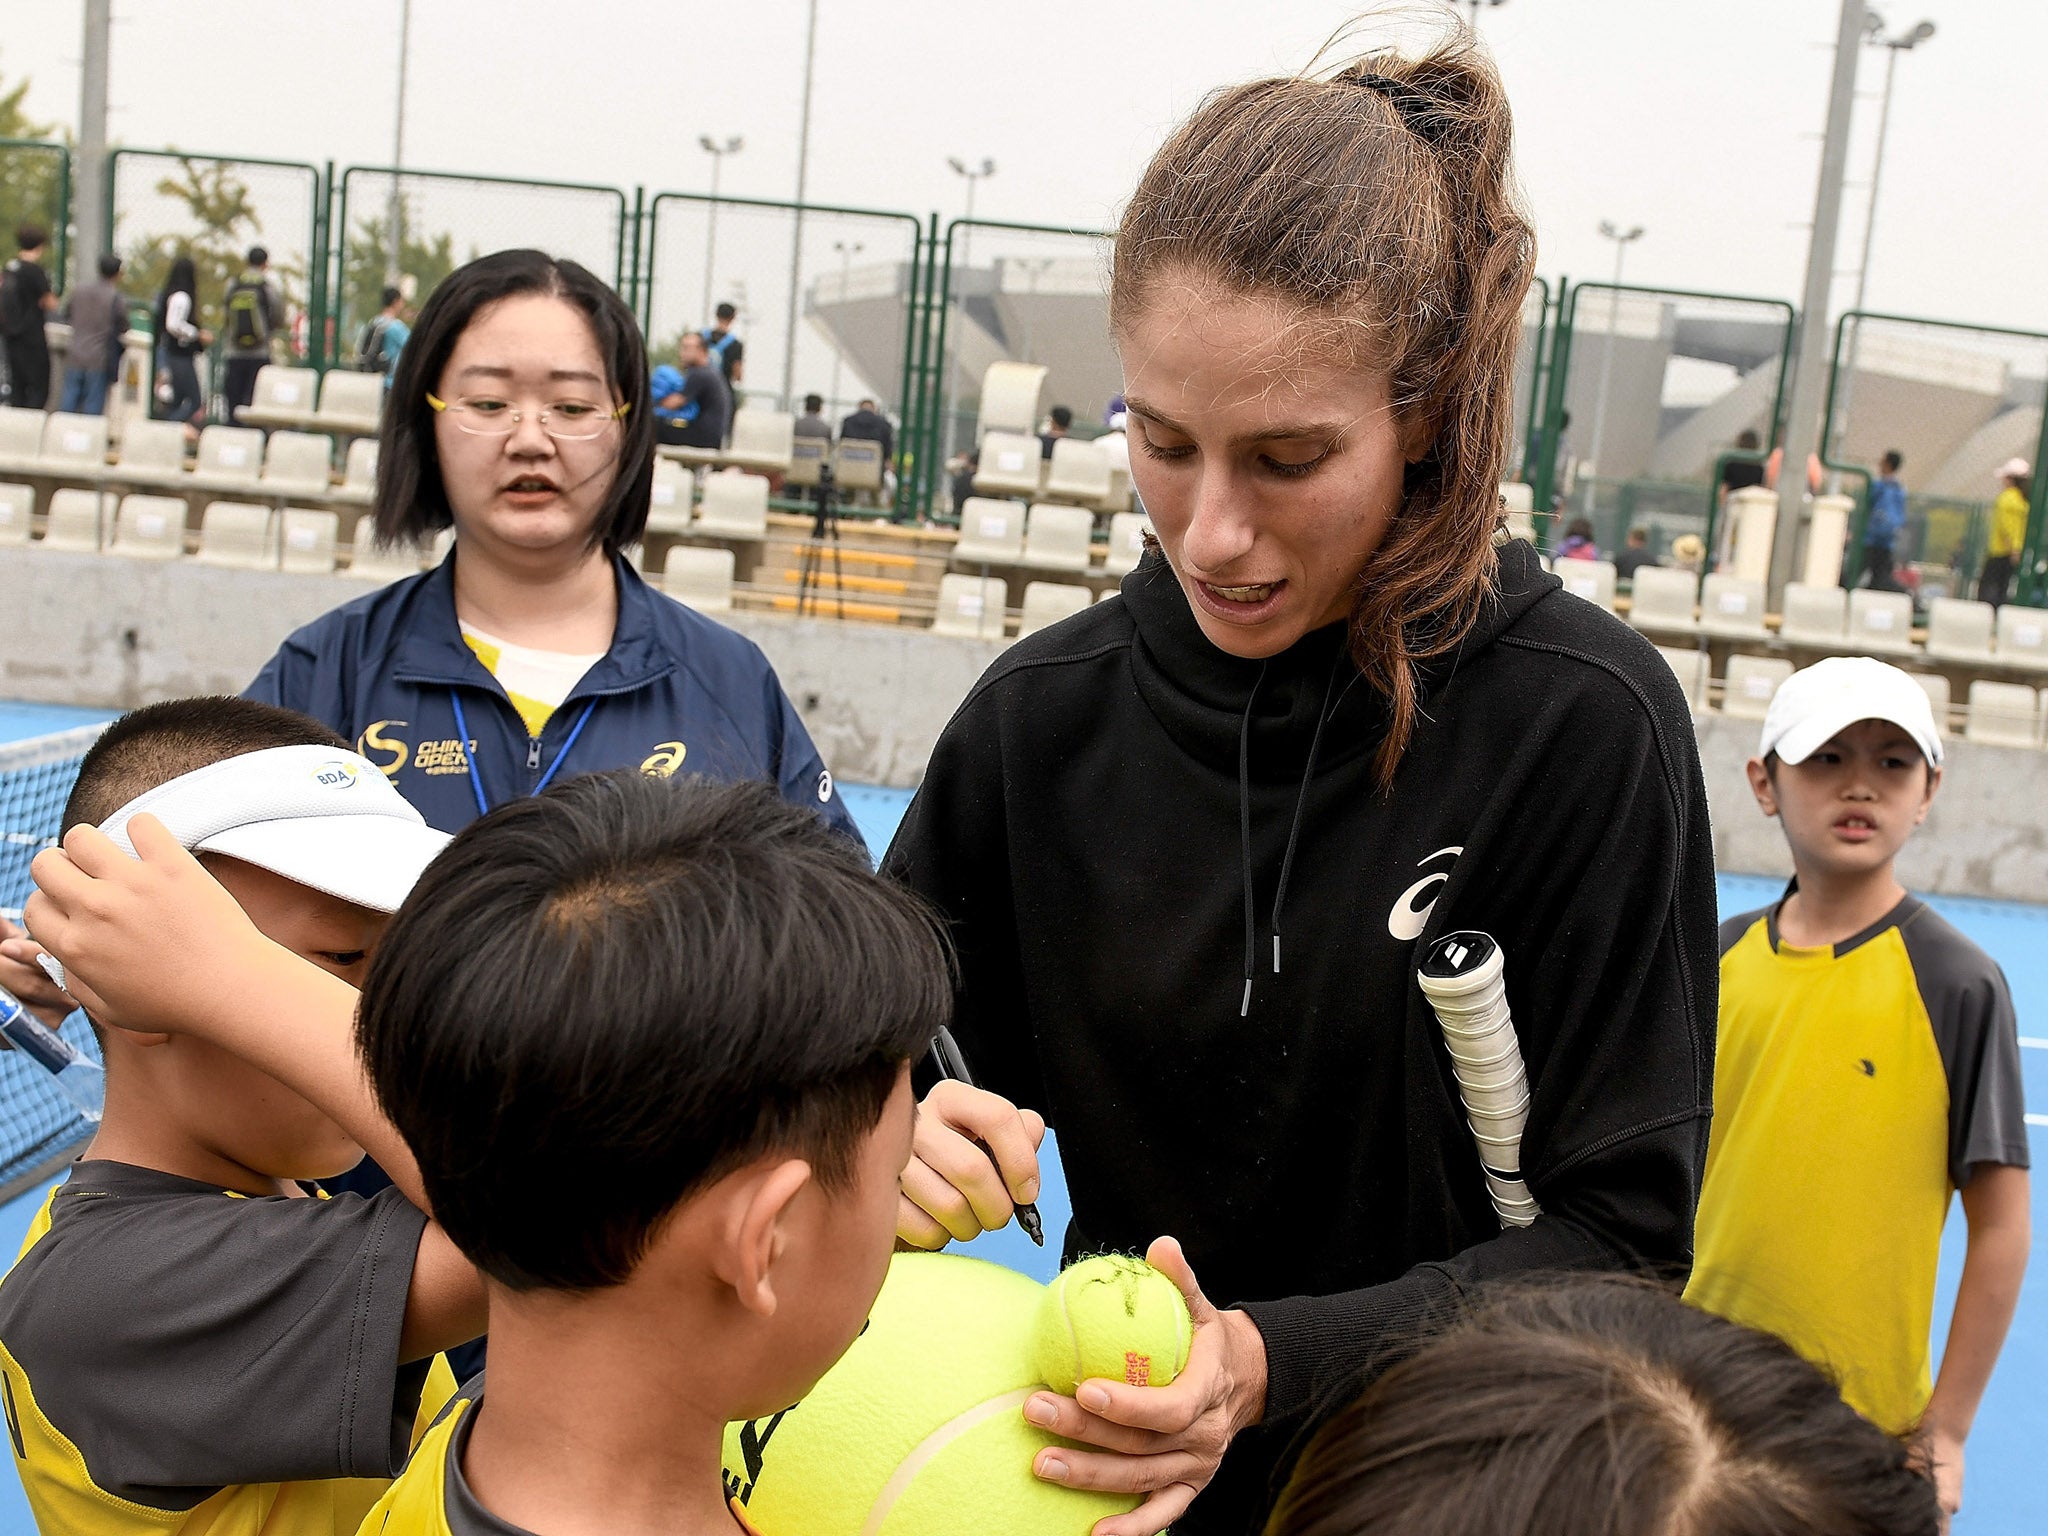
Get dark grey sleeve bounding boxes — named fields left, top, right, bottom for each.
left=7, top=1184, right=431, bottom=1506
left=1903, top=912, right=2032, bottom=1186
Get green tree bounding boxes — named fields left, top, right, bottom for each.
left=0, top=63, right=66, bottom=284
left=342, top=206, right=457, bottom=333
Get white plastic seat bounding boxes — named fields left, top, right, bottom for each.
left=193, top=502, right=277, bottom=569
left=1103, top=511, right=1151, bottom=577
left=1500, top=481, right=1537, bottom=544
left=831, top=438, right=885, bottom=492
left=39, top=489, right=107, bottom=552
left=1554, top=559, right=1617, bottom=612
left=1921, top=597, right=1994, bottom=663
left=1627, top=566, right=1699, bottom=635
left=109, top=419, right=190, bottom=484
left=236, top=365, right=320, bottom=428
left=694, top=472, right=769, bottom=539
left=110, top=494, right=187, bottom=561
left=332, top=438, right=379, bottom=507
left=1966, top=681, right=2041, bottom=748
left=1044, top=439, right=1111, bottom=505
left=40, top=412, right=108, bottom=472
left=0, top=407, right=45, bottom=469
left=662, top=545, right=736, bottom=613
left=1654, top=645, right=1709, bottom=711
left=725, top=410, right=795, bottom=473
left=1907, top=672, right=1951, bottom=732
left=952, top=498, right=1025, bottom=566
left=1016, top=581, right=1093, bottom=639
left=645, top=459, right=692, bottom=536
left=1995, top=605, right=2048, bottom=671
left=979, top=361, right=1049, bottom=437
left=1019, top=503, right=1095, bottom=574
left=1698, top=575, right=1767, bottom=639
left=261, top=431, right=334, bottom=496
left=973, top=431, right=1042, bottom=498
left=1777, top=583, right=1848, bottom=647
left=786, top=437, right=827, bottom=489
left=1721, top=654, right=1792, bottom=720
left=196, top=425, right=264, bottom=482
left=931, top=574, right=1008, bottom=640
left=312, top=370, right=384, bottom=435
left=1845, top=589, right=1917, bottom=657
left=279, top=508, right=339, bottom=574
left=0, top=483, right=33, bottom=544
left=345, top=536, right=433, bottom=583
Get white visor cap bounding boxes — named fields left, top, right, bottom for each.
left=1757, top=655, right=1943, bottom=770
left=98, top=745, right=452, bottom=914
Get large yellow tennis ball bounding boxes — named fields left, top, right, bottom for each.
left=722, top=1251, right=1136, bottom=1535
left=1032, top=1254, right=1193, bottom=1396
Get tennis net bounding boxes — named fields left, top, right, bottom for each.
left=0, top=724, right=107, bottom=1200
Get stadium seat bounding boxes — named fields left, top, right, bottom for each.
left=345, top=536, right=432, bottom=583
left=786, top=437, right=826, bottom=490
left=1500, top=481, right=1537, bottom=544
left=193, top=502, right=277, bottom=569
left=110, top=494, right=187, bottom=561
left=196, top=425, right=264, bottom=484
left=932, top=574, right=1008, bottom=640
left=1016, top=581, right=1092, bottom=638
left=1846, top=589, right=1916, bottom=657
left=279, top=508, right=339, bottom=575
left=0, top=406, right=44, bottom=471
left=974, top=432, right=1043, bottom=498
left=647, top=459, right=692, bottom=537
left=1966, top=681, right=2041, bottom=749
left=662, top=545, right=736, bottom=613
left=1103, top=511, right=1151, bottom=577
left=1044, top=440, right=1111, bottom=506
left=952, top=498, right=1025, bottom=567
left=1721, top=654, right=1792, bottom=721
left=333, top=438, right=378, bottom=507
left=1697, top=575, right=1767, bottom=640
left=1654, top=645, right=1709, bottom=711
left=1554, top=559, right=1617, bottom=612
left=1995, top=605, right=2048, bottom=671
left=979, top=362, right=1049, bottom=437
left=694, top=472, right=770, bottom=540
left=1626, top=567, right=1698, bottom=636
left=0, top=483, right=32, bottom=545
left=108, top=419, right=189, bottom=486
left=1907, top=672, right=1952, bottom=732
left=236, top=365, right=320, bottom=430
left=261, top=432, right=334, bottom=497
left=831, top=438, right=885, bottom=494
left=40, top=412, right=108, bottom=474
left=726, top=410, right=795, bottom=474
left=311, top=370, right=384, bottom=437
left=39, top=489, right=106, bottom=552
left=1777, top=583, right=1847, bottom=648
left=1019, top=503, right=1095, bottom=574
left=1924, top=598, right=1995, bottom=663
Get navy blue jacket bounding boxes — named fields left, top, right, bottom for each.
left=246, top=553, right=862, bottom=847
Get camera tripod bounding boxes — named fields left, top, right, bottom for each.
left=795, top=462, right=847, bottom=621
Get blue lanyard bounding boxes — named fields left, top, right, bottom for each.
left=449, top=690, right=599, bottom=820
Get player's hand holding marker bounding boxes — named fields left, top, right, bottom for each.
left=1416, top=931, right=1541, bottom=1228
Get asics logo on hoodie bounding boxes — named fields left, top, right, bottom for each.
left=1387, top=845, right=1463, bottom=941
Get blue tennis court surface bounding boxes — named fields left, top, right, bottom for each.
left=0, top=729, right=2038, bottom=1530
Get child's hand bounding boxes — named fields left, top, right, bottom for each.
left=25, top=814, right=270, bottom=1036
left=896, top=1079, right=1044, bottom=1249
left=0, top=915, right=76, bottom=1031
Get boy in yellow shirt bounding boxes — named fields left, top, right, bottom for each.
left=1686, top=657, right=2031, bottom=1522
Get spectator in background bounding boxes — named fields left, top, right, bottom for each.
left=794, top=391, right=832, bottom=442
left=1614, top=526, right=1653, bottom=581
left=220, top=244, right=285, bottom=423
left=651, top=331, right=731, bottom=450
left=1098, top=407, right=1131, bottom=476
left=356, top=286, right=411, bottom=386
left=1722, top=427, right=1767, bottom=494
left=0, top=225, right=57, bottom=409
left=1554, top=516, right=1598, bottom=561
left=57, top=253, right=125, bottom=416
left=950, top=448, right=979, bottom=521
left=1857, top=449, right=1908, bottom=590
left=152, top=254, right=211, bottom=438
left=704, top=300, right=743, bottom=387
left=839, top=395, right=894, bottom=466
left=1039, top=402, right=1073, bottom=459
left=1980, top=458, right=2031, bottom=611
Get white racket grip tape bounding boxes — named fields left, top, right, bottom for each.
left=1418, top=931, right=1543, bottom=1229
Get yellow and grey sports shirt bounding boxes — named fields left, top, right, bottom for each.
left=1686, top=894, right=2030, bottom=1433
left=0, top=1160, right=459, bottom=1535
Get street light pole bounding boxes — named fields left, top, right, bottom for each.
left=780, top=0, right=820, bottom=412
left=1585, top=220, right=1644, bottom=514
left=698, top=135, right=744, bottom=324
left=943, top=157, right=996, bottom=459
left=385, top=0, right=411, bottom=290
left=829, top=239, right=862, bottom=409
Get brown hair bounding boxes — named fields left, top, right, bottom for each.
left=1265, top=1277, right=1941, bottom=1536
left=1111, top=23, right=1534, bottom=788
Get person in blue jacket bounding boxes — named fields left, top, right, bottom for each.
left=1856, top=449, right=1908, bottom=591
left=248, top=247, right=857, bottom=846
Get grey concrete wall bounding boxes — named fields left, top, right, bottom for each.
left=4, top=547, right=2044, bottom=900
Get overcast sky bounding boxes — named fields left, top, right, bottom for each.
left=9, top=0, right=2043, bottom=333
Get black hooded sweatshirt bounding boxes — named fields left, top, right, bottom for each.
left=883, top=539, right=1717, bottom=1534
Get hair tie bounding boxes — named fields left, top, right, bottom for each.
left=1348, top=71, right=1447, bottom=149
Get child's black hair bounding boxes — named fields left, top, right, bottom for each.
left=357, top=771, right=951, bottom=1292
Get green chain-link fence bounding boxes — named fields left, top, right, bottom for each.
left=0, top=139, right=69, bottom=293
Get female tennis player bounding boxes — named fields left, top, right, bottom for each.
left=886, top=26, right=1718, bottom=1536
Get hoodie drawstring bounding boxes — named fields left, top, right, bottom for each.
left=1238, top=662, right=1268, bottom=1017
left=1270, top=654, right=1345, bottom=979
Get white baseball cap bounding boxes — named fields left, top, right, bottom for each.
left=1757, top=655, right=1943, bottom=769
left=97, top=744, right=451, bottom=914
left=1998, top=457, right=2032, bottom=481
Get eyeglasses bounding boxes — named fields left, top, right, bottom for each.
left=426, top=392, right=629, bottom=442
